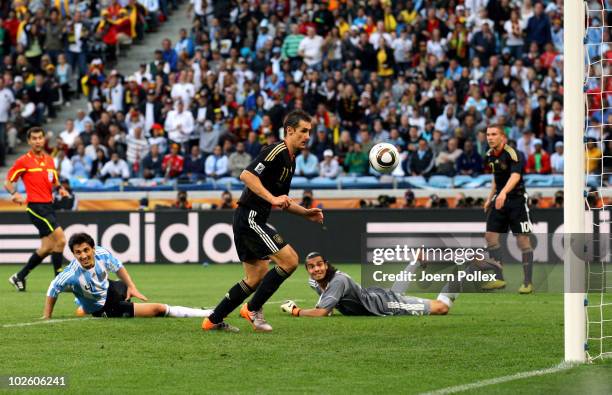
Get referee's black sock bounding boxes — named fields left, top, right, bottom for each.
left=17, top=252, right=44, bottom=279
left=522, top=250, right=534, bottom=285
left=487, top=245, right=505, bottom=281
left=51, top=252, right=64, bottom=277
left=209, top=280, right=254, bottom=324
left=247, top=266, right=291, bottom=312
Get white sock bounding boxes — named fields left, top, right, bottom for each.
left=166, top=305, right=213, bottom=318
left=437, top=293, right=458, bottom=308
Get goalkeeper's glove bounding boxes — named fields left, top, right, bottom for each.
left=280, top=300, right=301, bottom=316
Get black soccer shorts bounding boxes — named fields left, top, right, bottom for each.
left=92, top=280, right=135, bottom=318
left=486, top=193, right=533, bottom=234
left=26, top=202, right=59, bottom=238
left=233, top=206, right=288, bottom=263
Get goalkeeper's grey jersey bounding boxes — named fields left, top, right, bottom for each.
left=309, top=271, right=430, bottom=316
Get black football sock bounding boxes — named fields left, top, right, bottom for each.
left=51, top=252, right=64, bottom=276
left=17, top=252, right=44, bottom=279
left=522, top=249, right=534, bottom=286
left=247, top=266, right=291, bottom=312
left=209, top=280, right=254, bottom=324
left=487, top=245, right=504, bottom=281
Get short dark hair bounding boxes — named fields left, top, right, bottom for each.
left=26, top=126, right=44, bottom=139
left=304, top=251, right=338, bottom=284
left=283, top=109, right=311, bottom=131
left=487, top=124, right=506, bottom=135
left=69, top=233, right=95, bottom=252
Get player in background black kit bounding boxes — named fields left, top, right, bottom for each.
left=202, top=110, right=324, bottom=332
left=483, top=125, right=534, bottom=294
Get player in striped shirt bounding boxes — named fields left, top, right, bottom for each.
left=43, top=233, right=212, bottom=319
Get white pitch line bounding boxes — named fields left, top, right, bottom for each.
left=419, top=362, right=576, bottom=395
left=2, top=317, right=95, bottom=328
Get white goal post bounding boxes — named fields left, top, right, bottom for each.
left=563, top=0, right=587, bottom=363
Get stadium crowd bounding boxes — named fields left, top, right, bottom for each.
left=0, top=0, right=578, bottom=188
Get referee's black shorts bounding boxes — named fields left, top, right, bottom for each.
left=486, top=193, right=533, bottom=234
left=233, top=206, right=287, bottom=263
left=26, top=202, right=59, bottom=238
left=92, top=280, right=135, bottom=318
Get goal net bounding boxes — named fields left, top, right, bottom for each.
left=582, top=0, right=612, bottom=362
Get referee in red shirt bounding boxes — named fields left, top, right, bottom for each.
left=4, top=127, right=69, bottom=291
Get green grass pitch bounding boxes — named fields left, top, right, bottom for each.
left=0, top=264, right=610, bottom=394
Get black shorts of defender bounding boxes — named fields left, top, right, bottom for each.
left=92, top=280, right=135, bottom=318
left=26, top=203, right=59, bottom=238
left=486, top=194, right=533, bottom=234
left=233, top=206, right=288, bottom=263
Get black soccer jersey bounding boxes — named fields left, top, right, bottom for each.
left=238, top=141, right=295, bottom=216
left=484, top=144, right=526, bottom=197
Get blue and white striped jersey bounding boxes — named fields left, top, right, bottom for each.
left=47, top=246, right=124, bottom=313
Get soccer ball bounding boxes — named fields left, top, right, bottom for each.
left=369, top=143, right=400, bottom=174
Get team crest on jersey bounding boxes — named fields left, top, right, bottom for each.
left=254, top=162, right=265, bottom=174
left=273, top=234, right=284, bottom=245
left=47, top=170, right=54, bottom=182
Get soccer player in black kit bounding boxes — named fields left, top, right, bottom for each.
left=202, top=110, right=324, bottom=332
left=483, top=125, right=534, bottom=294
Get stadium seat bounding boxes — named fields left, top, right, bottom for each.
left=339, top=175, right=380, bottom=189
left=524, top=174, right=554, bottom=187
left=453, top=175, right=474, bottom=188
left=291, top=176, right=309, bottom=188
left=308, top=177, right=338, bottom=189
left=551, top=175, right=564, bottom=187
left=462, top=174, right=493, bottom=189
left=586, top=174, right=601, bottom=188
left=213, top=177, right=243, bottom=190
left=403, top=176, right=429, bottom=189
left=428, top=175, right=453, bottom=189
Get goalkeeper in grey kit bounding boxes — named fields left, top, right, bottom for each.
left=281, top=252, right=454, bottom=317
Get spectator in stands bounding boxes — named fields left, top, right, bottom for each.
left=0, top=77, right=14, bottom=166
left=456, top=140, right=483, bottom=176
left=55, top=149, right=73, bottom=180
left=101, top=152, right=130, bottom=180
left=183, top=145, right=205, bottom=181
left=319, top=149, right=340, bottom=179
left=517, top=129, right=536, bottom=158
left=586, top=139, right=602, bottom=175
left=475, top=129, right=488, bottom=159
left=409, top=139, right=435, bottom=177
left=165, top=100, right=194, bottom=150
left=344, top=142, right=369, bottom=176
left=298, top=26, right=324, bottom=68
left=525, top=139, right=552, bottom=174
left=173, top=190, right=192, bottom=210
left=296, top=146, right=319, bottom=179
left=526, top=2, right=552, bottom=47
left=162, top=143, right=184, bottom=179
left=204, top=145, right=229, bottom=179
left=435, top=138, right=463, bottom=176
left=550, top=141, right=564, bottom=174
left=70, top=144, right=92, bottom=179
left=542, top=125, right=562, bottom=154
left=434, top=105, right=459, bottom=138
left=428, top=130, right=446, bottom=159
left=358, top=126, right=375, bottom=154
left=90, top=148, right=108, bottom=180
left=126, top=127, right=149, bottom=177
left=142, top=144, right=164, bottom=180
left=59, top=119, right=79, bottom=151
left=228, top=141, right=252, bottom=178
left=244, top=130, right=262, bottom=158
